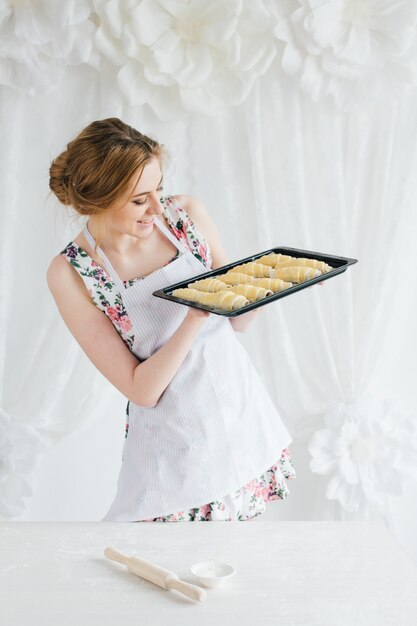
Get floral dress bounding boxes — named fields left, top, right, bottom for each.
left=61, top=195, right=296, bottom=521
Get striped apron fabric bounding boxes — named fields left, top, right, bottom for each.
left=83, top=216, right=292, bottom=521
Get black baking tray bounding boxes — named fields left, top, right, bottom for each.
left=152, top=246, right=358, bottom=317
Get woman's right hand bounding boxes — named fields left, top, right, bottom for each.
left=186, top=306, right=211, bottom=321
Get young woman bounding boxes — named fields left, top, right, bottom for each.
left=47, top=117, right=296, bottom=522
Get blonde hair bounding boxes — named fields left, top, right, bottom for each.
left=49, top=117, right=169, bottom=252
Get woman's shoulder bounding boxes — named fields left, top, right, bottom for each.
left=162, top=193, right=208, bottom=229
left=163, top=194, right=214, bottom=269
left=47, top=250, right=75, bottom=280
left=167, top=194, right=191, bottom=207
left=46, top=251, right=90, bottom=304
left=161, top=193, right=189, bottom=219
left=162, top=193, right=206, bottom=235
left=47, top=238, right=99, bottom=293
left=165, top=195, right=230, bottom=271
left=164, top=193, right=200, bottom=213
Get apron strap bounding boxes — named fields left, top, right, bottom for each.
left=82, top=221, right=125, bottom=292
left=153, top=215, right=190, bottom=254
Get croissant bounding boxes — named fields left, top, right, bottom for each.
left=217, top=272, right=292, bottom=293
left=243, top=277, right=293, bottom=292
left=228, top=261, right=272, bottom=277
left=257, top=253, right=295, bottom=267
left=275, top=257, right=332, bottom=273
left=217, top=272, right=264, bottom=285
left=187, top=277, right=228, bottom=292
left=171, top=288, right=248, bottom=311
left=225, top=284, right=272, bottom=302
left=271, top=266, right=322, bottom=282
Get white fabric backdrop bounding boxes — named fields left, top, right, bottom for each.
left=1, top=0, right=417, bottom=564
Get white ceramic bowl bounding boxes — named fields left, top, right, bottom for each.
left=189, top=561, right=236, bottom=588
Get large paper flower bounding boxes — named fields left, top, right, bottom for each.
left=93, top=0, right=281, bottom=120
left=0, top=407, right=47, bottom=519
left=0, top=0, right=99, bottom=94
left=274, top=0, right=417, bottom=111
left=307, top=396, right=417, bottom=513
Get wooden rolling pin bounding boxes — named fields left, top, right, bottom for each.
left=104, top=546, right=207, bottom=603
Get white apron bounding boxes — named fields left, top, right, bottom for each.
left=82, top=215, right=292, bottom=521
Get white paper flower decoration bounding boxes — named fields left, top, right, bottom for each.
left=307, top=396, right=417, bottom=513
left=0, top=407, right=48, bottom=519
left=274, top=0, right=417, bottom=112
left=0, top=0, right=99, bottom=94
left=93, top=0, right=281, bottom=120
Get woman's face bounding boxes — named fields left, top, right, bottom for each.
left=107, top=157, right=165, bottom=240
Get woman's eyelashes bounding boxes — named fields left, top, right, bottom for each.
left=133, top=186, right=164, bottom=206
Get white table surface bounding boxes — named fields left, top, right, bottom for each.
left=1, top=521, right=417, bottom=626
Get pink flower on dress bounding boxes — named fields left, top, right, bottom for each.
left=170, top=225, right=185, bottom=241
left=262, top=486, right=271, bottom=499
left=198, top=243, right=207, bottom=261
left=172, top=230, right=192, bottom=253
left=244, top=478, right=258, bottom=491
left=119, top=316, right=132, bottom=332
left=253, top=484, right=268, bottom=499
left=106, top=306, right=119, bottom=322
left=199, top=503, right=211, bottom=517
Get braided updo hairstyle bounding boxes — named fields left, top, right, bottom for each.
left=49, top=117, right=169, bottom=252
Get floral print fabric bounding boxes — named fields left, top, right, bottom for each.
left=141, top=448, right=296, bottom=522
left=61, top=194, right=296, bottom=521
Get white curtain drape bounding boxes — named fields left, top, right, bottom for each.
left=1, top=0, right=417, bottom=564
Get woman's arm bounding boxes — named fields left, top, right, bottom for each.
left=177, top=194, right=258, bottom=333
left=47, top=256, right=208, bottom=407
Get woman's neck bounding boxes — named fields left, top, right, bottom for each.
left=87, top=218, right=159, bottom=257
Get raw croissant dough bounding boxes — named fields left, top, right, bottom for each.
left=187, top=277, right=229, bottom=293
left=173, top=252, right=332, bottom=312
left=260, top=252, right=332, bottom=274
left=272, top=266, right=321, bottom=282
left=257, top=253, right=294, bottom=266
left=187, top=277, right=272, bottom=302
left=275, top=257, right=332, bottom=273
left=259, top=253, right=332, bottom=283
left=228, top=261, right=272, bottom=277
left=171, top=288, right=248, bottom=311
left=224, top=284, right=272, bottom=302
left=218, top=272, right=292, bottom=293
